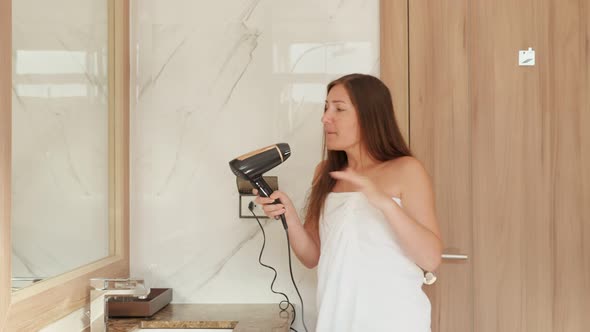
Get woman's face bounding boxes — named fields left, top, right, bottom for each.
left=322, top=84, right=360, bottom=151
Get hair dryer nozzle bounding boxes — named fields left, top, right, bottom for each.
left=276, top=143, right=291, bottom=159
left=228, top=143, right=291, bottom=183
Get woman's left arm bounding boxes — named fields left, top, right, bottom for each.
left=378, top=158, right=443, bottom=271
left=330, top=159, right=443, bottom=271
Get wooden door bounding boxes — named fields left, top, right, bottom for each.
left=382, top=0, right=590, bottom=331
left=470, top=1, right=590, bottom=331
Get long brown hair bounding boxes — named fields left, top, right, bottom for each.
left=304, top=74, right=412, bottom=242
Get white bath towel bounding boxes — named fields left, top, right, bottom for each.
left=316, top=192, right=431, bottom=332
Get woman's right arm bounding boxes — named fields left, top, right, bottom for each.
left=254, top=164, right=323, bottom=268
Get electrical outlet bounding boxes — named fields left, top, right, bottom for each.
left=239, top=195, right=268, bottom=219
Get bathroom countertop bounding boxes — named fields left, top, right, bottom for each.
left=106, top=303, right=293, bottom=332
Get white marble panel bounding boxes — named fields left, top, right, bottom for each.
left=128, top=0, right=379, bottom=331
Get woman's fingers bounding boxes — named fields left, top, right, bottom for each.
left=263, top=203, right=285, bottom=213
left=330, top=170, right=362, bottom=190
left=263, top=204, right=286, bottom=218
left=253, top=190, right=288, bottom=205
left=254, top=195, right=275, bottom=205
left=251, top=189, right=289, bottom=218
left=330, top=168, right=373, bottom=190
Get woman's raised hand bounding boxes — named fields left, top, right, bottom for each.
left=329, top=167, right=390, bottom=209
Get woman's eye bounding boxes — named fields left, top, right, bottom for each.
left=336, top=108, right=344, bottom=112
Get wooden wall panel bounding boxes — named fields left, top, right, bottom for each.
left=544, top=0, right=590, bottom=330
left=380, top=0, right=409, bottom=144
left=408, top=1, right=472, bottom=332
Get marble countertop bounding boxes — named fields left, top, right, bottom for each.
left=106, top=303, right=293, bottom=332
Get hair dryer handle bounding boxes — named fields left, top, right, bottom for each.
left=252, top=177, right=288, bottom=230
left=252, top=177, right=274, bottom=198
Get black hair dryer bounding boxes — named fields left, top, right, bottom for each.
left=229, top=143, right=291, bottom=229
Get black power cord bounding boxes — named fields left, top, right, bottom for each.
left=248, top=202, right=308, bottom=332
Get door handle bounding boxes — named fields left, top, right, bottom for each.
left=442, top=253, right=468, bottom=260
left=423, top=252, right=469, bottom=285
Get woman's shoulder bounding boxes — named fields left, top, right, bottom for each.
left=382, top=156, right=430, bottom=188
left=384, top=156, right=425, bottom=174
left=387, top=156, right=432, bottom=193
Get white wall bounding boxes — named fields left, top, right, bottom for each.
left=130, top=1, right=379, bottom=331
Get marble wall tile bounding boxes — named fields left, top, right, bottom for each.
left=130, top=1, right=379, bottom=331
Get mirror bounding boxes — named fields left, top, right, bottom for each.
left=1, top=0, right=130, bottom=330
left=11, top=0, right=110, bottom=291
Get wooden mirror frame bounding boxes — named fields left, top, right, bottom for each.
left=0, top=0, right=130, bottom=330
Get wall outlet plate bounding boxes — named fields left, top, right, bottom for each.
left=519, top=47, right=535, bottom=66
left=239, top=194, right=268, bottom=219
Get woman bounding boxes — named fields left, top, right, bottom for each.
left=255, top=74, right=442, bottom=331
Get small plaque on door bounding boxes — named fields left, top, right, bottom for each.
left=519, top=47, right=535, bottom=66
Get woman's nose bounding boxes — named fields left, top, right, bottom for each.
left=321, top=111, right=331, bottom=124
